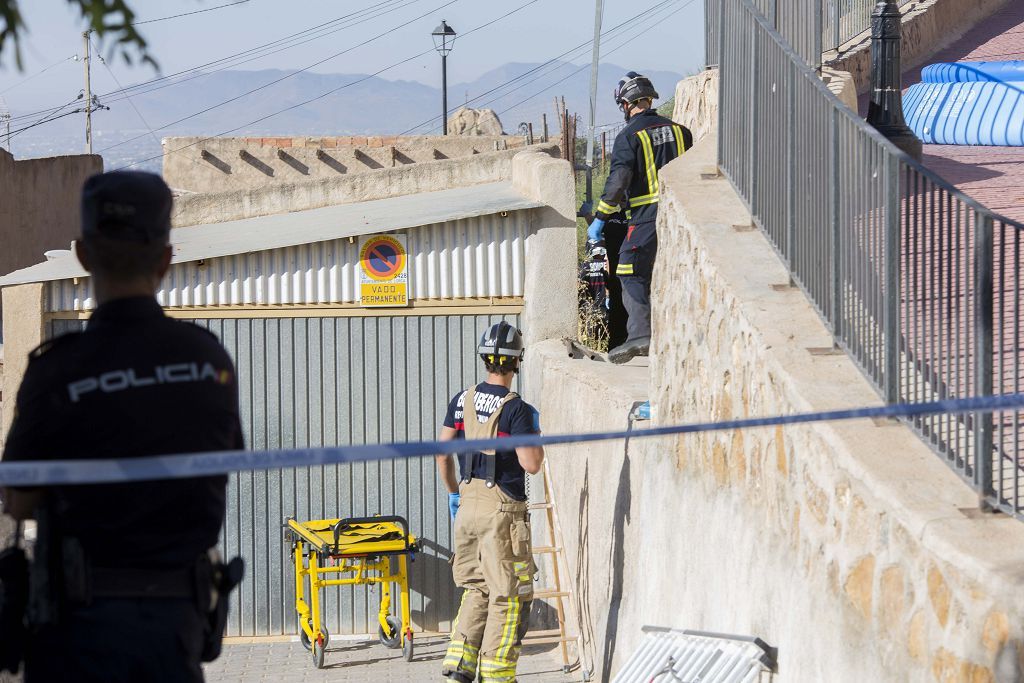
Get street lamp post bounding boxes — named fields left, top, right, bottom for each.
left=866, top=0, right=921, bottom=159
left=432, top=20, right=457, bottom=136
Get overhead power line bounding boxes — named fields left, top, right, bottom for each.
left=99, top=0, right=430, bottom=105
left=5, top=107, right=87, bottom=138
left=495, top=0, right=696, bottom=119
left=91, top=39, right=162, bottom=150
left=0, top=55, right=77, bottom=96
left=6, top=98, right=82, bottom=124
left=99, top=0, right=461, bottom=154
left=131, top=0, right=250, bottom=26
left=399, top=0, right=680, bottom=135
left=115, top=0, right=548, bottom=171
left=13, top=0, right=426, bottom=122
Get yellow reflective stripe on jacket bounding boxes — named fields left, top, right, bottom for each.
left=616, top=263, right=634, bottom=275
left=629, top=194, right=658, bottom=208
left=597, top=199, right=619, bottom=215
left=637, top=129, right=658, bottom=197
left=673, top=124, right=687, bottom=156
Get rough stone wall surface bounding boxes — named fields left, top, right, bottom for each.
left=673, top=69, right=719, bottom=142
left=0, top=149, right=102, bottom=280
left=171, top=143, right=559, bottom=227
left=828, top=0, right=1012, bottom=94
left=446, top=107, right=505, bottom=136
left=163, top=134, right=527, bottom=193
left=673, top=67, right=855, bottom=145
left=530, top=132, right=1024, bottom=682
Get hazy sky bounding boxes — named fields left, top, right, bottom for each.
left=0, top=0, right=705, bottom=112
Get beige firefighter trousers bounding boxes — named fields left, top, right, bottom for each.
left=442, top=479, right=536, bottom=682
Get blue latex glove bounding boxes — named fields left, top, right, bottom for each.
left=448, top=492, right=460, bottom=520
left=587, top=218, right=606, bottom=242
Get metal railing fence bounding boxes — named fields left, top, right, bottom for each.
left=705, top=0, right=916, bottom=70
left=715, top=0, right=1024, bottom=519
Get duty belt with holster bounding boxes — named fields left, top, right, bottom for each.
left=459, top=388, right=519, bottom=487
left=26, top=505, right=245, bottom=663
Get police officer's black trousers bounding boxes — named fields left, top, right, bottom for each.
left=25, top=597, right=206, bottom=683
left=617, top=221, right=657, bottom=341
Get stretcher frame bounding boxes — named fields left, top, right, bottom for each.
left=286, top=515, right=419, bottom=669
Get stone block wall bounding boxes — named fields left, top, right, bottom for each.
left=163, top=134, right=535, bottom=194
left=170, top=143, right=559, bottom=227
left=528, top=131, right=1024, bottom=682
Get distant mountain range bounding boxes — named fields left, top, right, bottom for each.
left=5, top=61, right=686, bottom=171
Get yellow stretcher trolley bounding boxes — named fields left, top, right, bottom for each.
left=286, top=515, right=419, bottom=670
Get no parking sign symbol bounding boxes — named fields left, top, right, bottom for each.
left=358, top=234, right=410, bottom=307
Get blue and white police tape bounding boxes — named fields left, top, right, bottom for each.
left=1, top=392, right=1022, bottom=487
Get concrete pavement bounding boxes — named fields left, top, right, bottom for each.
left=203, top=635, right=579, bottom=682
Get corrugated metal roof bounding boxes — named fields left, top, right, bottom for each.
left=47, top=212, right=530, bottom=311
left=0, top=181, right=542, bottom=287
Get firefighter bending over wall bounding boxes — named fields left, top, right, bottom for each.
left=435, top=322, right=544, bottom=683
left=588, top=72, right=693, bottom=364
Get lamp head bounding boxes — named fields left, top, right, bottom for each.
left=432, top=20, right=457, bottom=56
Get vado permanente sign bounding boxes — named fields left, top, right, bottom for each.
left=358, top=234, right=410, bottom=307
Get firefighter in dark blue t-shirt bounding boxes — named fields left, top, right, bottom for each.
left=435, top=321, right=543, bottom=683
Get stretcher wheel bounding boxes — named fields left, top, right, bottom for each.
left=378, top=615, right=402, bottom=649
left=403, top=631, right=414, bottom=662
left=300, top=621, right=330, bottom=651
left=312, top=640, right=325, bottom=669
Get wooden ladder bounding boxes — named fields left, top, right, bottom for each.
left=523, top=459, right=591, bottom=680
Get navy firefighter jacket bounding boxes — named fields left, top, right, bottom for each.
left=595, top=109, right=693, bottom=227
left=443, top=382, right=540, bottom=501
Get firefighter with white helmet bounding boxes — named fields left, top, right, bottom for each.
left=436, top=321, right=544, bottom=683
left=588, top=72, right=693, bottom=363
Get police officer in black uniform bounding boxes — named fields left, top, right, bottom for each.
left=1, top=171, right=244, bottom=682
left=587, top=72, right=693, bottom=364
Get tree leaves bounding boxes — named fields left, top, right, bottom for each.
left=0, top=0, right=158, bottom=71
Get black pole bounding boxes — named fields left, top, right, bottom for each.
left=442, top=53, right=448, bottom=136
left=866, top=0, right=921, bottom=160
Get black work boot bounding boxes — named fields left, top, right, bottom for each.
left=442, top=672, right=474, bottom=683
left=608, top=336, right=650, bottom=364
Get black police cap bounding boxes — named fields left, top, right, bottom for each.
left=81, top=171, right=173, bottom=244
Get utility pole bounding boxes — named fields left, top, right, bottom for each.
left=583, top=0, right=605, bottom=205
left=0, top=112, right=10, bottom=152
left=83, top=30, right=93, bottom=154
